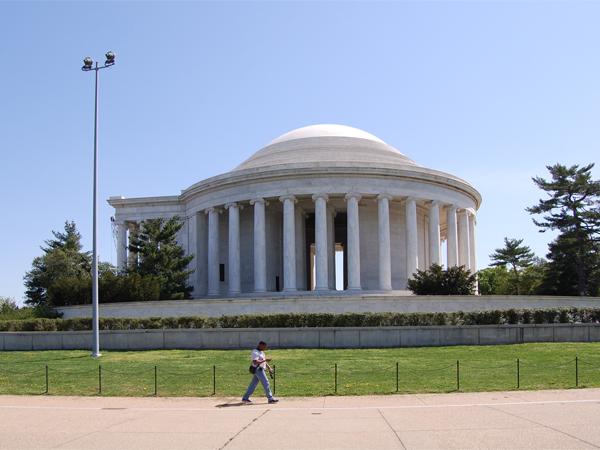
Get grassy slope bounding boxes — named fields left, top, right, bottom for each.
left=1, top=343, right=600, bottom=397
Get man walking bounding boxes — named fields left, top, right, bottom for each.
left=242, top=341, right=279, bottom=404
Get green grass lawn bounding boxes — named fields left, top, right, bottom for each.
left=1, top=343, right=600, bottom=397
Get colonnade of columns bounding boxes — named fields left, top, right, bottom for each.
left=114, top=195, right=477, bottom=296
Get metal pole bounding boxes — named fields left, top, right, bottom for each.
left=396, top=362, right=399, bottom=393
left=334, top=363, right=338, bottom=394
left=576, top=356, right=579, bottom=387
left=212, top=365, right=216, bottom=396
left=98, top=365, right=102, bottom=394
left=456, top=360, right=460, bottom=391
left=517, top=358, right=520, bottom=389
left=273, top=365, right=276, bottom=395
left=45, top=365, right=48, bottom=394
left=154, top=366, right=157, bottom=396
left=91, top=61, right=101, bottom=358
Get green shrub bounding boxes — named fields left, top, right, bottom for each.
left=407, top=264, right=477, bottom=295
left=2, top=308, right=600, bottom=332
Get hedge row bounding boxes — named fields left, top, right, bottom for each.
left=1, top=308, right=600, bottom=332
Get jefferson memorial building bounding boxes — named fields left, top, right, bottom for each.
left=108, top=124, right=481, bottom=297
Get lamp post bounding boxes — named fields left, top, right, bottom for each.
left=81, top=51, right=116, bottom=358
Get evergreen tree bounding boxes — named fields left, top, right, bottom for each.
left=527, top=163, right=600, bottom=296
left=128, top=216, right=194, bottom=299
left=489, top=238, right=535, bottom=294
left=23, top=221, right=91, bottom=306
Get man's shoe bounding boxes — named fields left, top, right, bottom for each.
left=268, top=397, right=279, bottom=404
left=242, top=399, right=252, bottom=404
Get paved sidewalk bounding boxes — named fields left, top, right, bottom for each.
left=1, top=389, right=600, bottom=449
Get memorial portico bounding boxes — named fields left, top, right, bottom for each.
left=109, top=124, right=481, bottom=297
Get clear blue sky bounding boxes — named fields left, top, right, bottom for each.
left=1, top=1, right=599, bottom=303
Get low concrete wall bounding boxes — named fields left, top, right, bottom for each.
left=56, top=294, right=600, bottom=319
left=1, top=324, right=599, bottom=351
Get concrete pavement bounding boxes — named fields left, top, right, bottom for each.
left=1, top=389, right=600, bottom=449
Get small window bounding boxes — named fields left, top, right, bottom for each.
left=219, top=264, right=225, bottom=282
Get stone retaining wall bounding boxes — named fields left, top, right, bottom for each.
left=1, top=324, right=599, bottom=351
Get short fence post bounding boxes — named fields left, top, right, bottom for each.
left=396, top=362, right=399, bottom=393
left=45, top=365, right=48, bottom=394
left=334, top=364, right=338, bottom=394
left=517, top=359, right=520, bottom=389
left=273, top=365, right=276, bottom=395
left=212, top=365, right=216, bottom=396
left=575, top=356, right=579, bottom=387
left=98, top=365, right=102, bottom=394
left=154, top=366, right=157, bottom=396
left=456, top=360, right=460, bottom=391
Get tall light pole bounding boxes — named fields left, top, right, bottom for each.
left=82, top=51, right=116, bottom=358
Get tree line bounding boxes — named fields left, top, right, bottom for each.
left=23, top=217, right=193, bottom=307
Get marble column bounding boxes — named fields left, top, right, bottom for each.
left=187, top=213, right=198, bottom=295
left=345, top=193, right=362, bottom=290
left=295, top=207, right=307, bottom=290
left=468, top=210, right=477, bottom=273
left=312, top=194, right=329, bottom=291
left=377, top=194, right=392, bottom=291
left=115, top=221, right=127, bottom=272
left=446, top=205, right=458, bottom=267
left=458, top=209, right=470, bottom=269
left=428, top=201, right=441, bottom=266
left=327, top=208, right=336, bottom=290
left=405, top=197, right=418, bottom=279
left=226, top=203, right=241, bottom=295
left=196, top=213, right=208, bottom=296
left=127, top=222, right=138, bottom=269
left=206, top=207, right=220, bottom=296
left=280, top=195, right=297, bottom=292
left=250, top=198, right=267, bottom=293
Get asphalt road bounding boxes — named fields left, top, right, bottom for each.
left=1, top=389, right=600, bottom=449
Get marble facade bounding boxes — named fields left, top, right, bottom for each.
left=109, top=124, right=481, bottom=297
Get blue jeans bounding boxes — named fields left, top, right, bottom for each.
left=242, top=367, right=273, bottom=400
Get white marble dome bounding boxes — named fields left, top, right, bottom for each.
left=235, top=124, right=416, bottom=171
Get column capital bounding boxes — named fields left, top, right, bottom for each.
left=446, top=204, right=458, bottom=212
left=428, top=200, right=442, bottom=208
left=312, top=193, right=329, bottom=202
left=404, top=196, right=418, bottom=204
left=224, top=202, right=243, bottom=210
left=344, top=192, right=362, bottom=202
left=204, top=207, right=222, bottom=215
left=250, top=198, right=268, bottom=206
left=377, top=193, right=393, bottom=202
left=279, top=195, right=297, bottom=203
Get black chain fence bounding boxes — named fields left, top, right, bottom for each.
left=1, top=357, right=599, bottom=396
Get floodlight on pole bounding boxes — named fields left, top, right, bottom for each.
left=81, top=51, right=116, bottom=358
